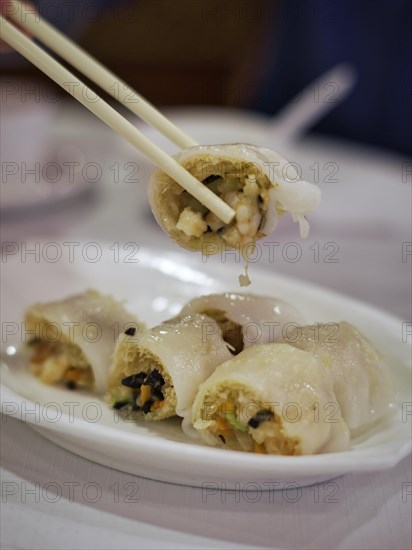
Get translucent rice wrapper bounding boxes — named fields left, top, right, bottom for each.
left=285, top=321, right=395, bottom=431
left=191, top=343, right=350, bottom=455
left=25, top=290, right=142, bottom=395
left=180, top=292, right=305, bottom=353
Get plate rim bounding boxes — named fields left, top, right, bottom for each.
left=1, top=243, right=411, bottom=485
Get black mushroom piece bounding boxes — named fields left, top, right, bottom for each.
left=202, top=174, right=221, bottom=185
left=248, top=409, right=275, bottom=429
left=121, top=372, right=146, bottom=388
left=113, top=399, right=131, bottom=410
left=119, top=369, right=166, bottom=415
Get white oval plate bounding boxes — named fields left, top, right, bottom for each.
left=1, top=243, right=410, bottom=489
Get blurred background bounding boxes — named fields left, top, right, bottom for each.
left=1, top=0, right=411, bottom=320
left=2, top=0, right=411, bottom=155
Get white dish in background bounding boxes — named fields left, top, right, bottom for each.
left=0, top=94, right=115, bottom=212
left=133, top=106, right=269, bottom=153
left=1, top=244, right=410, bottom=489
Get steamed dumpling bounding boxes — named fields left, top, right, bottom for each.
left=149, top=144, right=321, bottom=253
left=25, top=290, right=142, bottom=394
left=191, top=343, right=350, bottom=455
left=107, top=313, right=232, bottom=421
left=285, top=322, right=394, bottom=431
left=180, top=292, right=304, bottom=354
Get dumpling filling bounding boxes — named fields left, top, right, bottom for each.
left=175, top=170, right=271, bottom=248
left=194, top=386, right=301, bottom=455
left=109, top=352, right=177, bottom=421
left=113, top=368, right=167, bottom=414
left=28, top=338, right=94, bottom=390
left=200, top=308, right=244, bottom=355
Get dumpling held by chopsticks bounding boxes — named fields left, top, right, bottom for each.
left=149, top=144, right=321, bottom=253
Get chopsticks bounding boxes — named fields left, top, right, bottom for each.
left=0, top=7, right=235, bottom=224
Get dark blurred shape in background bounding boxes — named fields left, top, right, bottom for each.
left=1, top=0, right=411, bottom=156
left=254, top=0, right=412, bottom=156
